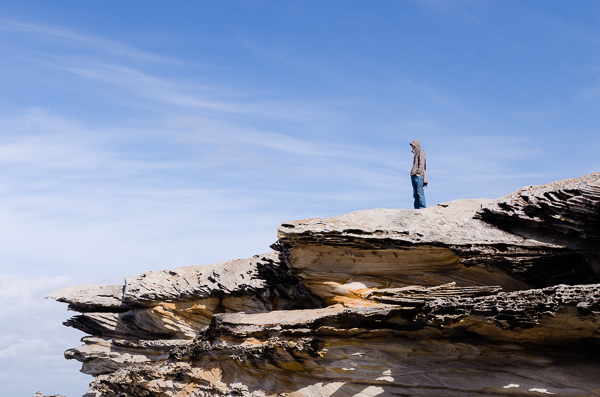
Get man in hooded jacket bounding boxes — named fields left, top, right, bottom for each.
left=409, top=140, right=426, bottom=209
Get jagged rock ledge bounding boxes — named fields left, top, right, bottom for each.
left=43, top=173, right=600, bottom=397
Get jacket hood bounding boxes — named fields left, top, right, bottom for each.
left=410, top=140, right=421, bottom=151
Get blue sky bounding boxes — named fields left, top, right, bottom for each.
left=0, top=1, right=599, bottom=396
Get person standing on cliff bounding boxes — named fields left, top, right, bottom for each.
left=409, top=140, right=427, bottom=209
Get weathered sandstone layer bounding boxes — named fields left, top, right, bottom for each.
left=45, top=173, right=600, bottom=397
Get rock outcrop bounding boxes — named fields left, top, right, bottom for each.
left=44, top=173, right=600, bottom=397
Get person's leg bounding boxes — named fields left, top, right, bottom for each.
left=417, top=174, right=426, bottom=208
left=411, top=175, right=419, bottom=209
left=412, top=175, right=426, bottom=209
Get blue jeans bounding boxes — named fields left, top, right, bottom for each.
left=411, top=174, right=426, bottom=209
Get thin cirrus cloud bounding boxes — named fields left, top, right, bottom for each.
left=0, top=107, right=399, bottom=190
left=0, top=18, right=338, bottom=123
left=0, top=18, right=179, bottom=64
left=59, top=59, right=338, bottom=124
left=3, top=18, right=529, bottom=184
left=0, top=20, right=405, bottom=212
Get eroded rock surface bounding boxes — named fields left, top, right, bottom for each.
left=44, top=173, right=600, bottom=397
left=477, top=173, right=600, bottom=246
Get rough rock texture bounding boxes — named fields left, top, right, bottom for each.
left=45, top=173, right=600, bottom=397
left=477, top=173, right=600, bottom=246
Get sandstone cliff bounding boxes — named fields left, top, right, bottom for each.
left=45, top=173, right=600, bottom=397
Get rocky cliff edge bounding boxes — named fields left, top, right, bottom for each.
left=44, top=173, right=600, bottom=397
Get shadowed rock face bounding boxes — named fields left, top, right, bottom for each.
left=43, top=173, right=600, bottom=397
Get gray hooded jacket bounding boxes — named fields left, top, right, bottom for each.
left=410, top=140, right=426, bottom=176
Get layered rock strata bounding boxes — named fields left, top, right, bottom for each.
left=45, top=173, right=600, bottom=397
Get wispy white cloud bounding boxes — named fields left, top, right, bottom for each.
left=1, top=19, right=338, bottom=123
left=0, top=19, right=178, bottom=63
left=59, top=59, right=338, bottom=122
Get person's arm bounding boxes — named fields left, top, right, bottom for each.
left=417, top=152, right=425, bottom=176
